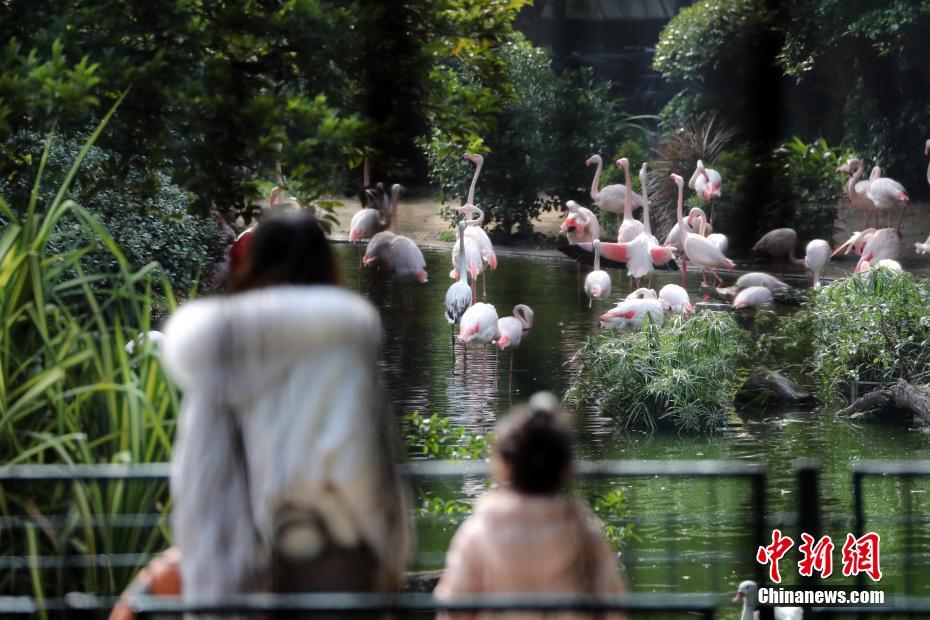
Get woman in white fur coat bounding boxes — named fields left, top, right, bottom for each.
left=161, top=212, right=410, bottom=603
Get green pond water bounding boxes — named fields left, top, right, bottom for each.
left=335, top=243, right=930, bottom=610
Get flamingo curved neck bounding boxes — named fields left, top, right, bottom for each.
left=467, top=159, right=483, bottom=205
left=640, top=173, right=651, bottom=235
left=622, top=162, right=633, bottom=220
left=675, top=181, right=686, bottom=238
left=593, top=241, right=601, bottom=271
left=849, top=160, right=865, bottom=200
left=466, top=206, right=484, bottom=226
left=457, top=223, right=468, bottom=284
left=590, top=157, right=603, bottom=201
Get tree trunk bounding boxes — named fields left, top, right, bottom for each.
left=836, top=379, right=930, bottom=425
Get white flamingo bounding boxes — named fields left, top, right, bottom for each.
left=915, top=233, right=930, bottom=255
left=496, top=304, right=534, bottom=374
left=363, top=231, right=428, bottom=283
left=456, top=204, right=496, bottom=299
left=803, top=239, right=831, bottom=288
left=458, top=302, right=500, bottom=379
left=586, top=154, right=644, bottom=217
left=736, top=272, right=789, bottom=290
left=445, top=221, right=473, bottom=325
left=463, top=152, right=484, bottom=205
left=665, top=206, right=710, bottom=284
left=688, top=209, right=728, bottom=253
left=628, top=162, right=677, bottom=289
left=672, top=173, right=734, bottom=286
left=584, top=240, right=612, bottom=308
left=836, top=158, right=879, bottom=229
left=658, top=284, right=692, bottom=313
left=614, top=157, right=645, bottom=243
left=732, top=286, right=773, bottom=310
left=854, top=228, right=900, bottom=273
left=734, top=580, right=802, bottom=620
left=689, top=159, right=722, bottom=223
left=599, top=297, right=664, bottom=329
left=350, top=183, right=404, bottom=241
left=867, top=174, right=909, bottom=229
left=626, top=287, right=657, bottom=300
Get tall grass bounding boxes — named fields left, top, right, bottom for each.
left=566, top=312, right=750, bottom=432
left=0, top=104, right=181, bottom=600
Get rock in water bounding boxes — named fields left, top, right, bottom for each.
left=738, top=367, right=811, bottom=403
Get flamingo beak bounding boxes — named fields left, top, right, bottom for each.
left=733, top=593, right=744, bottom=604
left=362, top=255, right=375, bottom=266
left=830, top=243, right=849, bottom=258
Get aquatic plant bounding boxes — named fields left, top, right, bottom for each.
left=404, top=411, right=491, bottom=460
left=807, top=268, right=930, bottom=402
left=566, top=312, right=750, bottom=432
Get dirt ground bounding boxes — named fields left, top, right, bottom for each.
left=324, top=191, right=930, bottom=275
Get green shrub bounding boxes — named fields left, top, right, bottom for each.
left=1, top=129, right=225, bottom=292
left=807, top=269, right=930, bottom=402
left=0, top=115, right=179, bottom=597
left=424, top=35, right=641, bottom=235
left=566, top=313, right=750, bottom=433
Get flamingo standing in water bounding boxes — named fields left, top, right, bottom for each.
left=752, top=228, right=802, bottom=273
left=363, top=231, right=428, bottom=283
left=459, top=302, right=500, bottom=380
left=626, top=162, right=677, bottom=290
left=450, top=226, right=483, bottom=303
left=665, top=206, right=710, bottom=285
left=496, top=304, right=534, bottom=375
left=586, top=154, right=644, bottom=223
left=445, top=220, right=473, bottom=327
left=350, top=183, right=403, bottom=241
left=671, top=173, right=733, bottom=286
left=867, top=174, right=909, bottom=229
left=832, top=228, right=900, bottom=273
left=688, top=210, right=728, bottom=254
left=584, top=240, right=612, bottom=308
left=561, top=200, right=601, bottom=245
left=803, top=239, right=831, bottom=288
left=456, top=204, right=496, bottom=300
left=689, top=159, right=722, bottom=224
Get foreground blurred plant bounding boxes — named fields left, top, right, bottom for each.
left=404, top=411, right=490, bottom=460
left=0, top=108, right=178, bottom=599
left=566, top=313, right=750, bottom=433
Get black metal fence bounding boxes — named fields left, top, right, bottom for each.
left=1, top=459, right=928, bottom=618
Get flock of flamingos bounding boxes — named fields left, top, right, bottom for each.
left=341, top=139, right=930, bottom=362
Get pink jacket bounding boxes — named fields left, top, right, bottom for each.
left=435, top=490, right=627, bottom=619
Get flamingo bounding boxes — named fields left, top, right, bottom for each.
left=614, top=157, right=645, bottom=243
left=350, top=183, right=404, bottom=241
left=560, top=200, right=601, bottom=245
left=870, top=165, right=883, bottom=181
left=859, top=258, right=903, bottom=273
left=363, top=231, right=428, bottom=283
left=445, top=221, right=473, bottom=325
left=658, top=284, right=692, bottom=313
left=734, top=581, right=802, bottom=620
left=732, top=286, right=773, bottom=310
left=665, top=206, right=710, bottom=284
left=496, top=304, right=534, bottom=375
left=463, top=152, right=484, bottom=205
left=630, top=162, right=677, bottom=289
left=671, top=173, right=734, bottom=286
left=456, top=204, right=496, bottom=299
left=867, top=174, right=909, bottom=229
left=803, top=239, right=831, bottom=288
left=586, top=154, right=644, bottom=218
left=626, top=287, right=657, bottom=300
left=584, top=240, right=612, bottom=308
left=450, top=223, right=483, bottom=302
left=689, top=159, right=722, bottom=223
left=229, top=186, right=282, bottom=278
left=836, top=158, right=879, bottom=229
left=735, top=272, right=789, bottom=290
left=688, top=209, right=728, bottom=253
left=599, top=297, right=664, bottom=329
left=124, top=330, right=165, bottom=354
left=854, top=228, right=900, bottom=273
left=458, top=302, right=500, bottom=378
left=752, top=228, right=802, bottom=273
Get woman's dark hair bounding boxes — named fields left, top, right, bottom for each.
left=494, top=393, right=573, bottom=495
left=230, top=210, right=338, bottom=292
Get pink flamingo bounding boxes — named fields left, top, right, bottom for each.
left=363, top=231, right=428, bottom=283
left=561, top=200, right=601, bottom=245
left=665, top=206, right=710, bottom=285
left=752, top=228, right=802, bottom=273
left=732, top=286, right=773, bottom=310
left=803, top=239, right=831, bottom=289
left=496, top=304, right=534, bottom=375
left=350, top=183, right=404, bottom=241
left=445, top=221, right=473, bottom=326
left=671, top=173, right=733, bottom=286
left=584, top=240, right=612, bottom=308
left=689, top=159, right=722, bottom=223
left=867, top=174, right=909, bottom=230
left=658, top=284, right=692, bottom=314
left=599, top=297, right=664, bottom=329
left=456, top=204, right=496, bottom=300
left=586, top=154, right=644, bottom=217
left=836, top=159, right=879, bottom=229
left=458, top=302, right=500, bottom=380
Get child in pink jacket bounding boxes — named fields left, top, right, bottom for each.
left=435, top=393, right=627, bottom=617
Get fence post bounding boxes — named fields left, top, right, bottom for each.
left=795, top=459, right=821, bottom=591
left=751, top=471, right=774, bottom=620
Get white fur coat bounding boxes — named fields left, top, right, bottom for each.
left=162, top=285, right=410, bottom=601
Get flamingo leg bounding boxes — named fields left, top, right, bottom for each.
left=897, top=205, right=906, bottom=232
left=482, top=270, right=487, bottom=301
left=681, top=257, right=687, bottom=287
left=628, top=275, right=633, bottom=292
